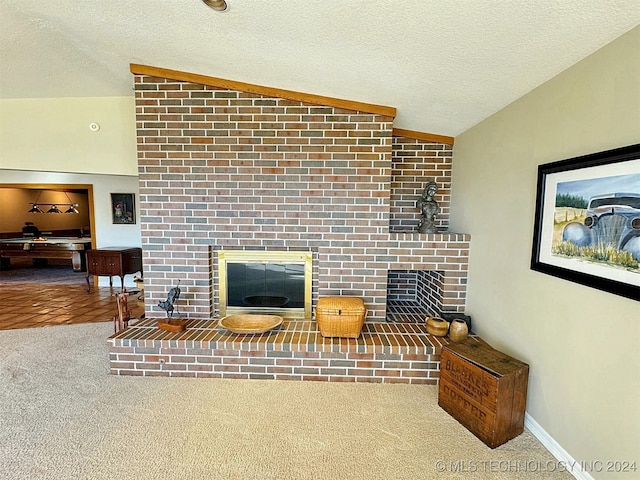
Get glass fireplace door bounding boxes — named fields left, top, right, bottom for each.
left=218, top=250, right=312, bottom=318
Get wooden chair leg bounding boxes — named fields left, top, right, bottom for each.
left=113, top=292, right=132, bottom=333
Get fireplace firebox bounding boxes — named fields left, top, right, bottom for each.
left=218, top=250, right=313, bottom=318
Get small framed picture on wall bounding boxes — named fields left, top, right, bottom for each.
left=110, top=193, right=136, bottom=224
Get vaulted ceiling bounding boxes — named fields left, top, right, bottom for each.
left=1, top=0, right=639, bottom=136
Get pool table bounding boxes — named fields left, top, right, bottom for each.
left=0, top=237, right=92, bottom=272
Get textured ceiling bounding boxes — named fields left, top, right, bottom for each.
left=1, top=0, right=639, bottom=136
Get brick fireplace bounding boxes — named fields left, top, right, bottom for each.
left=132, top=66, right=469, bottom=322
left=108, top=65, right=471, bottom=382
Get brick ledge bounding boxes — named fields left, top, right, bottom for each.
left=108, top=318, right=477, bottom=383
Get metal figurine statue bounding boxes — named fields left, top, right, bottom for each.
left=158, top=280, right=181, bottom=318
left=416, top=181, right=440, bottom=234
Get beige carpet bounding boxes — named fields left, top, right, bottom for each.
left=0, top=323, right=573, bottom=480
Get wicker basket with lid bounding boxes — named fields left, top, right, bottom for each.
left=316, top=296, right=366, bottom=338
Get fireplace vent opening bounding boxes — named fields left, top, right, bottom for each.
left=218, top=250, right=312, bottom=318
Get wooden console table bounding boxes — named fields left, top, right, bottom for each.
left=86, top=247, right=142, bottom=292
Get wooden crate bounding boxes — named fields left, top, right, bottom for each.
left=438, top=340, right=529, bottom=448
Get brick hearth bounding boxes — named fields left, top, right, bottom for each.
left=109, top=316, right=463, bottom=384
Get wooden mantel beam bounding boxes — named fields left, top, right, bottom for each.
left=392, top=128, right=454, bottom=146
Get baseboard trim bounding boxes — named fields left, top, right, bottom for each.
left=525, top=413, right=594, bottom=480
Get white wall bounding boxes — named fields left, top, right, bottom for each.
left=451, top=26, right=639, bottom=477
left=0, top=97, right=137, bottom=176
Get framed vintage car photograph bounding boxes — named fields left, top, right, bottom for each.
left=110, top=193, right=136, bottom=224
left=531, top=143, right=640, bottom=301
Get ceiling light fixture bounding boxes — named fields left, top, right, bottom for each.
left=27, top=190, right=80, bottom=214
left=201, top=0, right=228, bottom=12
left=28, top=204, right=44, bottom=214
left=27, top=202, right=79, bottom=214
left=62, top=192, right=79, bottom=214
left=46, top=204, right=62, bottom=214
left=28, top=191, right=44, bottom=214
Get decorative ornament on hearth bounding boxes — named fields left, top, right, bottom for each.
left=157, top=281, right=187, bottom=333
left=425, top=316, right=449, bottom=336
left=158, top=281, right=181, bottom=318
left=416, top=181, right=439, bottom=233
left=448, top=319, right=469, bottom=342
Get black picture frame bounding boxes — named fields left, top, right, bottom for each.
left=531, top=143, right=640, bottom=301
left=110, top=193, right=136, bottom=224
